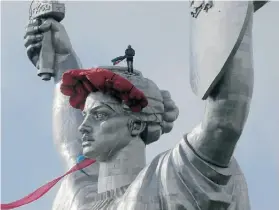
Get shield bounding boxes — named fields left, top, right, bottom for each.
left=189, top=1, right=253, bottom=99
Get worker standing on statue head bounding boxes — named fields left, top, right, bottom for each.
left=125, top=45, right=135, bottom=73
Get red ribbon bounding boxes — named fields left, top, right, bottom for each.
left=1, top=159, right=96, bottom=210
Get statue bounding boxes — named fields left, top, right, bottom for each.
left=17, top=1, right=269, bottom=210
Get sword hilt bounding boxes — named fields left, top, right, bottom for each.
left=29, top=0, right=65, bottom=81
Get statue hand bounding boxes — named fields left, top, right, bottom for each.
left=24, top=18, right=73, bottom=69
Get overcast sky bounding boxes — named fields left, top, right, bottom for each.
left=1, top=1, right=278, bottom=210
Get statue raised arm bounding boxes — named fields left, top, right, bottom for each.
left=24, top=18, right=100, bottom=210
left=22, top=1, right=266, bottom=210
left=188, top=1, right=254, bottom=167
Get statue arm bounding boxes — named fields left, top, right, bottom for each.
left=52, top=50, right=100, bottom=171
left=187, top=14, right=254, bottom=167
left=33, top=19, right=84, bottom=162
left=52, top=50, right=100, bottom=206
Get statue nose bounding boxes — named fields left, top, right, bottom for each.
left=78, top=124, right=92, bottom=134
left=79, top=126, right=91, bottom=134
left=78, top=118, right=92, bottom=134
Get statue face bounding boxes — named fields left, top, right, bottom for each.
left=79, top=92, right=136, bottom=161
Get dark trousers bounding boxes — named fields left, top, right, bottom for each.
left=127, top=59, right=133, bottom=73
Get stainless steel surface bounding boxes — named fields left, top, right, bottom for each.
left=29, top=0, right=65, bottom=21
left=23, top=1, right=261, bottom=209
left=188, top=3, right=254, bottom=167
left=253, top=1, right=269, bottom=12
left=29, top=0, right=65, bottom=81
left=189, top=1, right=250, bottom=100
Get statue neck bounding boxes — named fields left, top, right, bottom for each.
left=97, top=138, right=146, bottom=193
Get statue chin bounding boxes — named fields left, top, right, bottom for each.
left=83, top=148, right=115, bottom=162
left=83, top=147, right=99, bottom=159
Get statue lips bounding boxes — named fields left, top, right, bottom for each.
left=81, top=135, right=95, bottom=147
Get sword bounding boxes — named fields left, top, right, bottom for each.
left=189, top=1, right=269, bottom=100
left=29, top=0, right=65, bottom=81
left=253, top=1, right=269, bottom=12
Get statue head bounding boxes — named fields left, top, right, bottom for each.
left=128, top=45, right=132, bottom=49
left=61, top=67, right=179, bottom=161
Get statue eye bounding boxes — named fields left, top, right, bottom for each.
left=94, top=112, right=108, bottom=121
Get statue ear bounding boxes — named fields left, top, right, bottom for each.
left=128, top=118, right=146, bottom=136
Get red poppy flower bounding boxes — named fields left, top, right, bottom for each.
left=60, top=68, right=148, bottom=112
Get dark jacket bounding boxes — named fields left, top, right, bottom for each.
left=125, top=48, right=135, bottom=60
